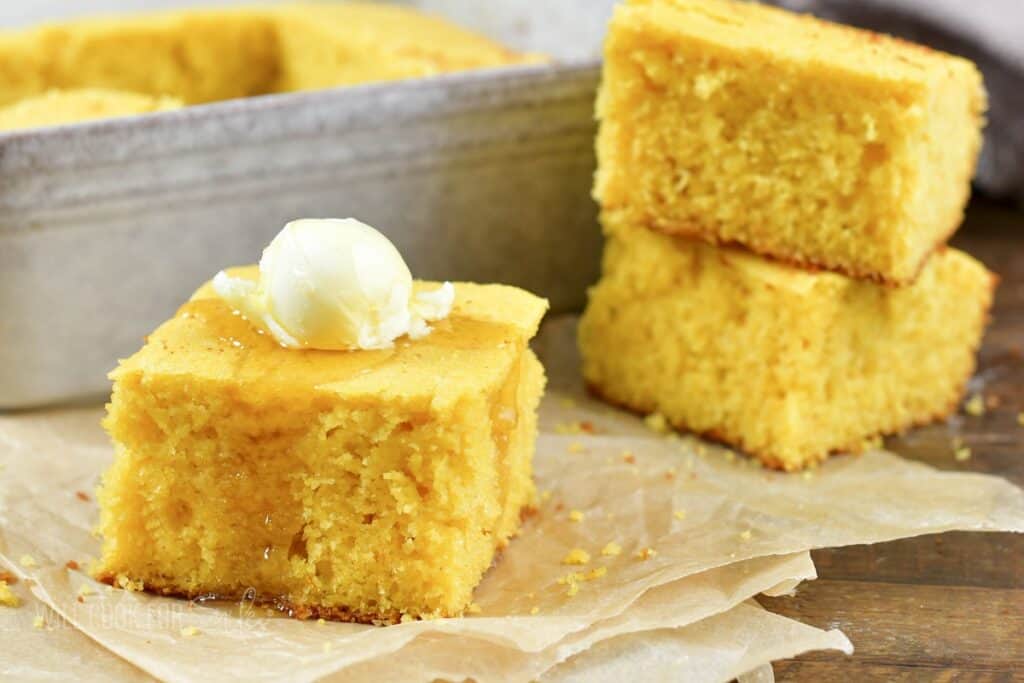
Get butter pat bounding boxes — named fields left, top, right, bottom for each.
left=213, top=218, right=454, bottom=350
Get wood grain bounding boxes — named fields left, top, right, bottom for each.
left=759, top=198, right=1024, bottom=681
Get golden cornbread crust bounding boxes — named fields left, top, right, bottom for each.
left=579, top=222, right=996, bottom=471
left=95, top=274, right=549, bottom=623
left=595, top=0, right=986, bottom=285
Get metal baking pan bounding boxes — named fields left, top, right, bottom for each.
left=0, top=55, right=604, bottom=409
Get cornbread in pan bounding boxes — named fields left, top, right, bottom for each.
left=273, top=3, right=535, bottom=93
left=594, top=0, right=986, bottom=284
left=95, top=268, right=548, bottom=623
left=0, top=10, right=278, bottom=106
left=579, top=219, right=995, bottom=471
left=0, top=4, right=538, bottom=125
left=0, top=89, right=182, bottom=131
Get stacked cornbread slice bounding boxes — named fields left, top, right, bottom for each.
left=580, top=0, right=995, bottom=471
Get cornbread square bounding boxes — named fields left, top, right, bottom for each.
left=595, top=0, right=986, bottom=284
left=96, top=268, right=548, bottom=623
left=579, top=219, right=995, bottom=471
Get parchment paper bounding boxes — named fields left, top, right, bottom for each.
left=2, top=315, right=1023, bottom=681
left=0, top=580, right=150, bottom=682
left=543, top=601, right=852, bottom=683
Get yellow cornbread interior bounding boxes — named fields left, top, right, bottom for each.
left=595, top=0, right=985, bottom=284
left=0, top=89, right=182, bottom=131
left=96, top=268, right=548, bottom=623
left=579, top=220, right=994, bottom=471
left=0, top=4, right=537, bottom=128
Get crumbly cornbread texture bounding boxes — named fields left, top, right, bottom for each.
left=579, top=219, right=995, bottom=470
left=595, top=0, right=986, bottom=284
left=96, top=268, right=548, bottom=623
left=0, top=89, right=181, bottom=131
left=0, top=4, right=536, bottom=128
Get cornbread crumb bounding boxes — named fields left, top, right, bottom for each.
left=115, top=574, right=144, bottom=592
left=33, top=616, right=45, bottom=629
left=555, top=421, right=586, bottom=435
left=530, top=606, right=540, bottom=615
left=77, top=584, right=95, bottom=598
left=954, top=446, right=972, bottom=462
left=644, top=412, right=670, bottom=434
left=19, top=555, right=38, bottom=569
left=65, top=560, right=80, bottom=571
left=1017, top=413, right=1024, bottom=427
left=740, top=530, right=753, bottom=541
left=584, top=567, right=608, bottom=581
left=673, top=510, right=687, bottom=521
left=180, top=626, right=200, bottom=637
left=562, top=549, right=591, bottom=565
left=556, top=420, right=596, bottom=435
left=557, top=571, right=584, bottom=597
left=316, top=618, right=326, bottom=626
left=568, top=510, right=585, bottom=523
left=567, top=442, right=585, bottom=454
left=621, top=451, right=636, bottom=464
left=635, top=547, right=657, bottom=561
left=802, top=471, right=815, bottom=481
left=601, top=542, right=622, bottom=557
left=964, top=394, right=985, bottom=417
left=0, top=581, right=18, bottom=607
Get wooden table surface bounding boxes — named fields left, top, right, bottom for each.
left=759, top=197, right=1024, bottom=681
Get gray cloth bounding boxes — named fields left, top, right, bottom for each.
left=768, top=0, right=1024, bottom=203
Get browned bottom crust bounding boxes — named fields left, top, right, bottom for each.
left=93, top=507, right=537, bottom=625
left=585, top=363, right=977, bottom=473
left=91, top=574, right=412, bottom=624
